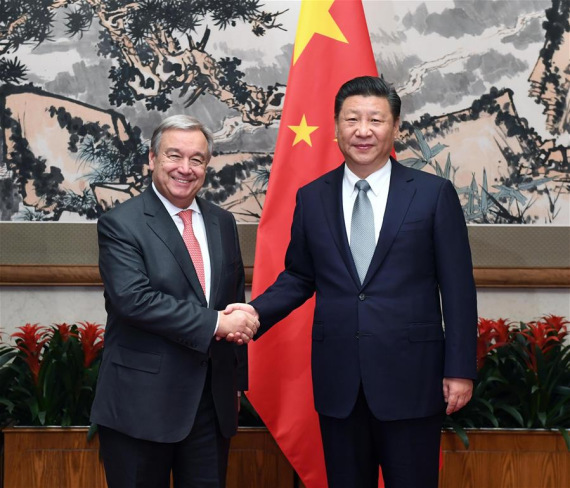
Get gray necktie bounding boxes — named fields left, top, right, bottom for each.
left=350, top=180, right=375, bottom=284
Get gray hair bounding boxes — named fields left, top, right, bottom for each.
left=150, top=115, right=214, bottom=158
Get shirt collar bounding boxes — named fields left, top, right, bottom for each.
left=152, top=182, right=201, bottom=217
left=343, top=158, right=392, bottom=197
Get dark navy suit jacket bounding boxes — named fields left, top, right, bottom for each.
left=91, top=186, right=247, bottom=442
left=251, top=159, right=477, bottom=420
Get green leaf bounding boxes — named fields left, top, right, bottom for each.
left=444, top=417, right=470, bottom=449
left=435, top=160, right=444, bottom=177
left=496, top=405, right=524, bottom=427
left=478, top=410, right=499, bottom=428
left=87, top=422, right=98, bottom=441
left=415, top=129, right=431, bottom=160
left=430, top=143, right=447, bottom=159
left=444, top=154, right=451, bottom=180
left=554, top=385, right=570, bottom=395
left=399, top=157, right=428, bottom=170
left=0, top=398, right=15, bottom=411
left=453, top=424, right=470, bottom=449
left=0, top=350, right=17, bottom=367
left=559, top=428, right=570, bottom=452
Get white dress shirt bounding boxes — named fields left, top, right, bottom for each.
left=342, top=159, right=392, bottom=246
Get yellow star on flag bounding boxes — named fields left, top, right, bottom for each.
left=288, top=115, right=319, bottom=146
left=293, top=0, right=348, bottom=65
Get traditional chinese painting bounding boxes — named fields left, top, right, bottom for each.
left=1, top=0, right=568, bottom=224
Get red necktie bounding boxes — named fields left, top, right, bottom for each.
left=179, top=210, right=206, bottom=294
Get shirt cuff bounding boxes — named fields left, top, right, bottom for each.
left=214, top=311, right=220, bottom=336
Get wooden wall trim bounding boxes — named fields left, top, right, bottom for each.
left=0, top=265, right=568, bottom=288
left=0, top=265, right=102, bottom=286
left=474, top=267, right=570, bottom=288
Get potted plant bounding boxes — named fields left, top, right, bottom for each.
left=439, top=314, right=570, bottom=488
left=0, top=323, right=295, bottom=488
left=0, top=322, right=104, bottom=428
left=0, top=322, right=105, bottom=488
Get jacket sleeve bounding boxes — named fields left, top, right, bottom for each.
left=434, top=179, right=478, bottom=379
left=98, top=209, right=218, bottom=354
left=230, top=216, right=249, bottom=391
left=251, top=188, right=317, bottom=335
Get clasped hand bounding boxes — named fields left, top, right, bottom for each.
left=216, top=303, right=260, bottom=345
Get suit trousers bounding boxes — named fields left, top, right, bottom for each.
left=318, top=386, right=444, bottom=488
left=98, top=364, right=230, bottom=488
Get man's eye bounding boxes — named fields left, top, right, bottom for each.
left=167, top=154, right=182, bottom=161
left=190, top=158, right=204, bottom=166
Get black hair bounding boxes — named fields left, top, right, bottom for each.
left=334, top=76, right=401, bottom=121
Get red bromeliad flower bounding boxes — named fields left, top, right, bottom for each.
left=490, top=318, right=512, bottom=346
left=50, top=323, right=78, bottom=342
left=476, top=318, right=513, bottom=370
left=11, top=323, right=50, bottom=385
left=522, top=321, right=561, bottom=353
left=539, top=314, right=569, bottom=340
left=77, top=321, right=104, bottom=368
left=520, top=318, right=564, bottom=372
left=477, top=319, right=497, bottom=370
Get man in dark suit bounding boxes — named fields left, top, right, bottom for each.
left=226, top=76, right=477, bottom=488
left=91, top=115, right=259, bottom=488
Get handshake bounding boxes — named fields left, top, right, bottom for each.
left=216, top=303, right=259, bottom=345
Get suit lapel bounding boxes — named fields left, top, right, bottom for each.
left=362, top=159, right=416, bottom=287
left=143, top=188, right=207, bottom=304
left=199, top=198, right=222, bottom=307
left=320, top=164, right=361, bottom=288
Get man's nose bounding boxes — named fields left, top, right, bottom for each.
left=355, top=121, right=371, bottom=135
left=178, top=160, right=197, bottom=173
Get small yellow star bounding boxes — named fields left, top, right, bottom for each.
left=293, top=0, right=348, bottom=65
left=288, top=115, right=319, bottom=147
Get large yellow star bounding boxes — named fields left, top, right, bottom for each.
left=288, top=115, right=319, bottom=147
left=293, top=0, right=348, bottom=65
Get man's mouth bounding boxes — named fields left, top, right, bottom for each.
left=172, top=176, right=192, bottom=184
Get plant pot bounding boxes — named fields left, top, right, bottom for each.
left=1, top=426, right=295, bottom=488
left=5, top=426, right=566, bottom=487
left=439, top=429, right=570, bottom=488
left=2, top=426, right=105, bottom=488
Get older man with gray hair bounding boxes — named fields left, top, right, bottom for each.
left=91, top=115, right=258, bottom=488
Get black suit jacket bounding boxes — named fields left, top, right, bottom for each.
left=91, top=186, right=247, bottom=442
left=251, top=159, right=477, bottom=421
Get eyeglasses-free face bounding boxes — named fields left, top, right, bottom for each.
left=335, top=95, right=399, bottom=179
left=149, top=129, right=210, bottom=209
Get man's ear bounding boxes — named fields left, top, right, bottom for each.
left=149, top=151, right=156, bottom=171
left=393, top=118, right=401, bottom=139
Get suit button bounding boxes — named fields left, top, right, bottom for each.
left=358, top=293, right=366, bottom=301
left=201, top=360, right=208, bottom=367
left=356, top=331, right=360, bottom=339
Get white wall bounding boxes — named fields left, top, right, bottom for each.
left=477, top=288, right=570, bottom=322
left=1, top=286, right=568, bottom=342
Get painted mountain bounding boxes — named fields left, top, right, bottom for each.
left=0, top=0, right=568, bottom=224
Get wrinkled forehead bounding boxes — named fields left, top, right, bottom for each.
left=159, top=128, right=210, bottom=154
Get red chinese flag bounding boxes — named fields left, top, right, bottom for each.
left=247, top=1, right=381, bottom=487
